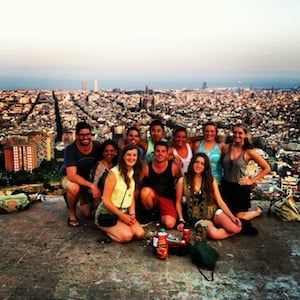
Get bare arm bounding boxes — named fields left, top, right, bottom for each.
left=240, top=149, right=271, bottom=186
left=219, top=142, right=227, bottom=156
left=172, top=161, right=183, bottom=179
left=167, top=144, right=175, bottom=160
left=138, top=139, right=148, bottom=152
left=212, top=178, right=241, bottom=224
left=128, top=193, right=138, bottom=224
left=193, top=141, right=200, bottom=153
left=139, top=162, right=149, bottom=182
left=187, top=135, right=202, bottom=144
left=128, top=193, right=136, bottom=216
left=118, top=138, right=126, bottom=149
left=175, top=177, right=185, bottom=231
left=102, top=172, right=132, bottom=224
left=101, top=171, right=119, bottom=215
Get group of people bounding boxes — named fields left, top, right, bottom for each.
left=59, top=119, right=271, bottom=243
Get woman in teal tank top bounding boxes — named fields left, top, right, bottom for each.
left=193, top=122, right=225, bottom=185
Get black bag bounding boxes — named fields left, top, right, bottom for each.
left=97, top=189, right=128, bottom=227
left=189, top=241, right=219, bottom=281
left=97, top=213, right=118, bottom=227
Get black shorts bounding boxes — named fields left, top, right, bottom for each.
left=221, top=179, right=251, bottom=214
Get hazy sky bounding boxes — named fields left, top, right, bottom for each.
left=1, top=0, right=300, bottom=89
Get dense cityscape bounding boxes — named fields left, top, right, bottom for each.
left=0, top=84, right=299, bottom=199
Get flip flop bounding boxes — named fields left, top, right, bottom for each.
left=68, top=217, right=80, bottom=227
left=97, top=237, right=112, bottom=244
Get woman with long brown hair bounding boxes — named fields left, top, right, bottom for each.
left=95, top=145, right=144, bottom=243
left=176, top=153, right=242, bottom=240
left=221, top=123, right=271, bottom=220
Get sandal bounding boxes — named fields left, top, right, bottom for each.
left=67, top=217, right=80, bottom=227
left=97, top=237, right=112, bottom=244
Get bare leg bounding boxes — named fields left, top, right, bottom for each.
left=236, top=206, right=262, bottom=221
left=65, top=181, right=80, bottom=223
left=214, top=209, right=242, bottom=234
left=79, top=203, right=92, bottom=219
left=208, top=227, right=237, bottom=240
left=130, top=221, right=145, bottom=240
left=161, top=215, right=177, bottom=229
left=97, top=221, right=134, bottom=243
left=196, top=220, right=237, bottom=240
left=140, top=187, right=155, bottom=210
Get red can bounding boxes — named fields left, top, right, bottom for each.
left=183, top=229, right=191, bottom=243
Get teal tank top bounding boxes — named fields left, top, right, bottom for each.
left=197, top=140, right=222, bottom=185
left=144, top=137, right=167, bottom=162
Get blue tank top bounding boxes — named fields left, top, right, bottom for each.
left=197, top=140, right=222, bottom=185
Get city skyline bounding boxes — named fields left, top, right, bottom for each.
left=1, top=0, right=300, bottom=90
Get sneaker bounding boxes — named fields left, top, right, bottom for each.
left=37, top=193, right=46, bottom=202
left=194, top=220, right=202, bottom=231
left=240, top=219, right=258, bottom=235
left=138, top=208, right=160, bottom=227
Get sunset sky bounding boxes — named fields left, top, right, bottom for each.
left=1, top=0, right=300, bottom=89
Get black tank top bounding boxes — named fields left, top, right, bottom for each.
left=143, top=160, right=176, bottom=200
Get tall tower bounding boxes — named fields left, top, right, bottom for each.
left=94, top=79, right=98, bottom=92
left=82, top=80, right=87, bottom=90
left=112, top=125, right=124, bottom=143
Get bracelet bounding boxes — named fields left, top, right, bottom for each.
left=129, top=213, right=136, bottom=216
left=178, top=218, right=185, bottom=224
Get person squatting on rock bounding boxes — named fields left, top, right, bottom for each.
left=139, top=141, right=182, bottom=229
left=59, top=121, right=102, bottom=227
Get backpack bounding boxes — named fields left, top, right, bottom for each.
left=189, top=241, right=219, bottom=281
left=270, top=195, right=300, bottom=222
left=0, top=193, right=30, bottom=214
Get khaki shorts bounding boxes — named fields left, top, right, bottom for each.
left=60, top=176, right=90, bottom=206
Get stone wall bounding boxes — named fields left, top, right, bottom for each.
left=0, top=182, right=64, bottom=195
